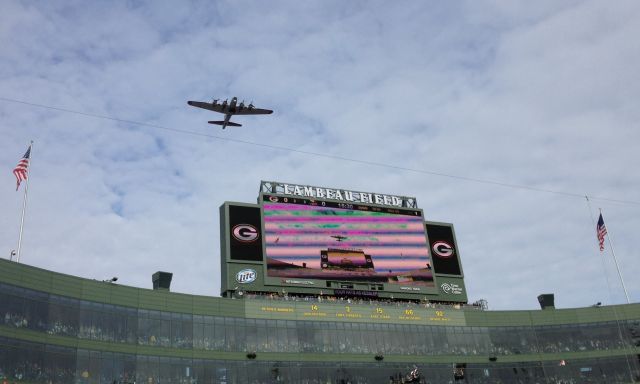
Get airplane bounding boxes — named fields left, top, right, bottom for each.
left=187, top=97, right=273, bottom=129
left=330, top=235, right=348, bottom=242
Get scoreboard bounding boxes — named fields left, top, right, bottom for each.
left=220, top=181, right=467, bottom=303
left=244, top=300, right=466, bottom=326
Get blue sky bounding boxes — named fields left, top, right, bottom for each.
left=1, top=1, right=638, bottom=309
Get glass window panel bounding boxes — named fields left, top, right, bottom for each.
left=224, top=322, right=236, bottom=351
left=245, top=321, right=258, bottom=352
left=159, top=319, right=171, bottom=347
left=204, top=322, right=217, bottom=350
left=78, top=301, right=93, bottom=339
left=193, top=320, right=204, bottom=349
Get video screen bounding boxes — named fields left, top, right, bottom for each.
left=325, top=249, right=372, bottom=269
left=262, top=195, right=434, bottom=287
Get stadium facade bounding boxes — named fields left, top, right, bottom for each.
left=1, top=181, right=639, bottom=383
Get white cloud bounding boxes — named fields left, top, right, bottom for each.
left=0, top=1, right=638, bottom=310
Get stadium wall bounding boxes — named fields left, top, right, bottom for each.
left=0, top=258, right=639, bottom=383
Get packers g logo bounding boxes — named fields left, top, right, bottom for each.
left=432, top=241, right=454, bottom=258
left=232, top=224, right=259, bottom=242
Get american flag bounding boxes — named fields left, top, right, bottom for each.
left=13, top=145, right=31, bottom=191
left=596, top=213, right=607, bottom=252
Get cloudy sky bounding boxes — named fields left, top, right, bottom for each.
left=1, top=1, right=638, bottom=310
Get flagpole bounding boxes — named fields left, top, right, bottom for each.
left=585, top=197, right=615, bottom=303
left=16, top=140, right=33, bottom=263
left=601, top=208, right=631, bottom=304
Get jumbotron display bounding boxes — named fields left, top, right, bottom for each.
left=262, top=195, right=434, bottom=287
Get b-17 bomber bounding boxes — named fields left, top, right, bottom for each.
left=187, top=97, right=273, bottom=129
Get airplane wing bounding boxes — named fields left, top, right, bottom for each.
left=187, top=101, right=226, bottom=113
left=233, top=107, right=273, bottom=115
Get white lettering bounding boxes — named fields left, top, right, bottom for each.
left=267, top=183, right=412, bottom=208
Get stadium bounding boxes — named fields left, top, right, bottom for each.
left=1, top=181, right=638, bottom=383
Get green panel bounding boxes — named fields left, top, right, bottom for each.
left=227, top=262, right=267, bottom=294
left=464, top=309, right=533, bottom=327
left=165, top=292, right=194, bottom=313
left=81, top=281, right=112, bottom=303
left=433, top=276, right=468, bottom=302
left=109, top=284, right=141, bottom=307
left=614, top=303, right=640, bottom=319
left=0, top=261, right=23, bottom=285
left=45, top=333, right=80, bottom=348
left=49, top=273, right=83, bottom=297
left=192, top=295, right=220, bottom=315
left=217, top=299, right=245, bottom=317
left=18, top=265, right=54, bottom=292
left=529, top=308, right=578, bottom=325
left=135, top=345, right=194, bottom=358
left=220, top=203, right=229, bottom=294
left=137, top=289, right=169, bottom=310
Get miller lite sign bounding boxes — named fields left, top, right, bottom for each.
left=236, top=269, right=257, bottom=284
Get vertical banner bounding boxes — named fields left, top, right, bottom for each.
left=228, top=205, right=263, bottom=261
left=425, top=223, right=463, bottom=276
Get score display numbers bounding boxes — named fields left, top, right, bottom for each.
left=245, top=300, right=466, bottom=326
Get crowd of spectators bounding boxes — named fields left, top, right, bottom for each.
left=241, top=291, right=480, bottom=311
left=0, top=360, right=75, bottom=384
left=3, top=312, right=28, bottom=328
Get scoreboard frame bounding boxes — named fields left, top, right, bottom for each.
left=220, top=182, right=468, bottom=303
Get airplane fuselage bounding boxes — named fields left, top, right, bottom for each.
left=187, top=96, right=272, bottom=129
left=219, top=98, right=239, bottom=128
left=226, top=97, right=238, bottom=114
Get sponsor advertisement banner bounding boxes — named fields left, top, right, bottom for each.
left=244, top=300, right=466, bottom=326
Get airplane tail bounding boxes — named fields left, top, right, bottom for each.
left=208, top=121, right=242, bottom=128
